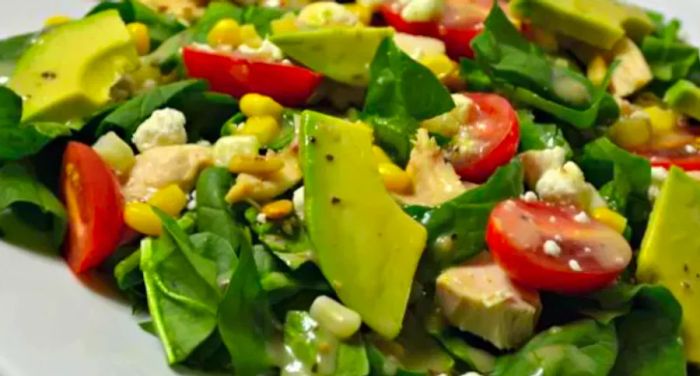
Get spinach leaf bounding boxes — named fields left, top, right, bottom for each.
left=459, top=58, right=493, bottom=91
left=114, top=248, right=146, bottom=307
left=471, top=6, right=618, bottom=128
left=168, top=90, right=239, bottom=142
left=518, top=110, right=572, bottom=157
left=268, top=110, right=298, bottom=151
left=88, top=0, right=185, bottom=47
left=96, top=79, right=206, bottom=137
left=493, top=320, right=618, bottom=376
left=245, top=206, right=313, bottom=270
left=241, top=6, right=287, bottom=36
left=218, top=238, right=275, bottom=375
left=642, top=12, right=699, bottom=82
left=406, top=161, right=523, bottom=266
left=0, top=162, right=67, bottom=249
left=140, top=213, right=222, bottom=364
left=0, top=32, right=37, bottom=78
left=144, top=30, right=193, bottom=74
left=362, top=38, right=454, bottom=165
left=283, top=311, right=370, bottom=375
left=433, top=329, right=496, bottom=374
left=190, top=232, right=239, bottom=287
left=195, top=167, right=247, bottom=253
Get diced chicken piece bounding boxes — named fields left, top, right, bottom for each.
left=397, top=129, right=471, bottom=206
left=226, top=148, right=302, bottom=204
left=609, top=38, right=653, bottom=97
left=436, top=254, right=541, bottom=349
left=123, top=145, right=213, bottom=202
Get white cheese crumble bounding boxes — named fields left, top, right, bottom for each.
left=400, top=0, right=444, bottom=22
left=543, top=240, right=562, bottom=257
left=573, top=211, right=590, bottom=223
left=256, top=212, right=268, bottom=224
left=648, top=166, right=669, bottom=201
left=686, top=144, right=698, bottom=154
left=237, top=39, right=284, bottom=62
left=132, top=108, right=187, bottom=153
left=521, top=191, right=538, bottom=202
left=187, top=190, right=197, bottom=211
left=536, top=161, right=590, bottom=205
left=569, top=259, right=583, bottom=272
left=293, top=186, right=305, bottom=221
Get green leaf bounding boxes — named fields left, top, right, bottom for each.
left=362, top=37, right=454, bottom=165
left=114, top=248, right=146, bottom=307
left=168, top=90, right=239, bottom=142
left=245, top=206, right=313, bottom=270
left=189, top=232, right=239, bottom=286
left=218, top=238, right=275, bottom=375
left=433, top=329, right=496, bottom=374
left=642, top=12, right=699, bottom=82
left=406, top=161, right=523, bottom=265
left=241, top=6, right=287, bottom=36
left=88, top=0, right=185, bottom=47
left=471, top=5, right=618, bottom=128
left=0, top=162, right=67, bottom=250
left=0, top=32, right=37, bottom=78
left=140, top=213, right=223, bottom=364
left=195, top=167, right=247, bottom=253
left=459, top=58, right=493, bottom=91
left=96, top=79, right=207, bottom=137
left=283, top=311, right=370, bottom=375
left=493, top=320, right=618, bottom=376
left=517, top=110, right=572, bottom=156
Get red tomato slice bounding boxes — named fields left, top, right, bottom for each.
left=486, top=199, right=632, bottom=294
left=183, top=46, right=323, bottom=107
left=449, top=93, right=520, bottom=183
left=61, top=142, right=125, bottom=274
left=380, top=0, right=505, bottom=58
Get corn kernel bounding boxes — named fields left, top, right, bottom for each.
left=225, top=183, right=252, bottom=204
left=229, top=155, right=284, bottom=175
left=609, top=117, right=651, bottom=149
left=92, top=132, right=135, bottom=177
left=261, top=199, right=294, bottom=219
left=240, top=24, right=263, bottom=48
left=238, top=115, right=282, bottom=145
left=44, top=15, right=72, bottom=28
left=372, top=146, right=393, bottom=165
left=644, top=106, right=677, bottom=135
left=378, top=163, right=413, bottom=194
left=592, top=207, right=627, bottom=234
left=127, top=22, right=151, bottom=56
left=587, top=55, right=608, bottom=87
left=419, top=54, right=457, bottom=80
left=344, top=4, right=373, bottom=25
left=240, top=93, right=284, bottom=118
left=207, top=19, right=242, bottom=48
left=271, top=13, right=299, bottom=35
left=124, top=202, right=162, bottom=236
left=148, top=185, right=188, bottom=217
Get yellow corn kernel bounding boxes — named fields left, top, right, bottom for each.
left=587, top=55, right=608, bottom=87
left=44, top=15, right=72, bottom=28
left=124, top=202, right=162, bottom=236
left=240, top=24, right=263, bottom=48
left=592, top=207, right=627, bottom=234
left=229, top=155, right=284, bottom=175
left=207, top=19, right=242, bottom=48
left=271, top=13, right=299, bottom=35
left=378, top=163, right=413, bottom=194
left=372, top=146, right=393, bottom=165
left=644, top=106, right=677, bottom=135
left=225, top=183, right=253, bottom=204
left=127, top=22, right=151, bottom=56
left=261, top=199, right=294, bottom=219
left=420, top=54, right=457, bottom=80
left=238, top=116, right=282, bottom=145
left=609, top=117, right=651, bottom=149
left=240, top=93, right=284, bottom=118
left=345, top=4, right=373, bottom=25
left=148, top=184, right=188, bottom=217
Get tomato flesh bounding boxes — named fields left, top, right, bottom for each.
left=61, top=142, right=125, bottom=273
left=380, top=0, right=505, bottom=58
left=183, top=46, right=323, bottom=107
left=449, top=93, right=520, bottom=183
left=486, top=199, right=632, bottom=294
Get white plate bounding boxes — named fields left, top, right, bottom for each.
left=0, top=1, right=699, bottom=375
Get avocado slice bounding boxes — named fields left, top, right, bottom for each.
left=637, top=167, right=700, bottom=362
left=664, top=80, right=700, bottom=121
left=300, top=110, right=427, bottom=338
left=271, top=27, right=393, bottom=87
left=510, top=0, right=654, bottom=50
left=9, top=10, right=139, bottom=122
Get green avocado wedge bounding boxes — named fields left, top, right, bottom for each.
left=271, top=27, right=393, bottom=86
left=300, top=110, right=427, bottom=339
left=664, top=80, right=700, bottom=121
left=637, top=167, right=700, bottom=363
left=9, top=10, right=139, bottom=122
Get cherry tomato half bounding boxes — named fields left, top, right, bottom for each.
left=449, top=93, right=520, bottom=183
left=380, top=0, right=506, bottom=58
left=183, top=46, right=324, bottom=107
left=486, top=199, right=632, bottom=294
left=61, top=142, right=125, bottom=274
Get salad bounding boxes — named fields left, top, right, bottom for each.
left=1, top=0, right=700, bottom=374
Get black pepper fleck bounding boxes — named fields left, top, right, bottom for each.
left=450, top=233, right=458, bottom=240
left=326, top=154, right=334, bottom=162
left=309, top=136, right=317, bottom=144
left=684, top=264, right=690, bottom=273
left=331, top=197, right=341, bottom=205
left=41, top=71, right=57, bottom=80
left=681, top=281, right=691, bottom=290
